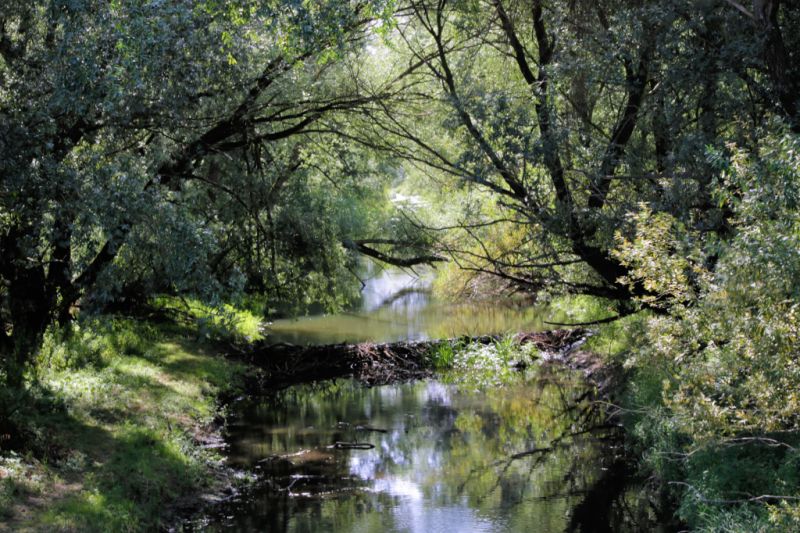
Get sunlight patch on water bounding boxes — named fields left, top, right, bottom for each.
left=369, top=478, right=423, bottom=501
left=197, top=372, right=665, bottom=532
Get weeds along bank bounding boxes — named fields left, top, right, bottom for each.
left=608, top=134, right=800, bottom=533
left=546, top=273, right=800, bottom=533
left=583, top=309, right=800, bottom=532
left=616, top=318, right=800, bottom=532
left=0, top=301, right=259, bottom=531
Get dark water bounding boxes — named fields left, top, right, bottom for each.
left=192, top=370, right=671, bottom=532
left=189, top=266, right=674, bottom=531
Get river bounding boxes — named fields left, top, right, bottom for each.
left=263, top=264, right=556, bottom=345
left=188, top=266, right=675, bottom=532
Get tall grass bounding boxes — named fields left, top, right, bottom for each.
left=151, top=295, right=264, bottom=343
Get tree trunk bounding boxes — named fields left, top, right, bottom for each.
left=755, top=0, right=800, bottom=131
left=5, top=264, right=51, bottom=388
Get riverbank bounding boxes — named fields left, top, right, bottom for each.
left=0, top=311, right=256, bottom=531
left=0, top=291, right=693, bottom=532
left=1, top=301, right=617, bottom=531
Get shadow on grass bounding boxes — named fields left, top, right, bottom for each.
left=1, top=345, right=229, bottom=531
left=39, top=420, right=206, bottom=531
left=131, top=332, right=246, bottom=395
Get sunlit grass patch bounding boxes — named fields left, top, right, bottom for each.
left=0, top=452, right=50, bottom=519
left=38, top=489, right=132, bottom=532
left=152, top=295, right=264, bottom=343
left=2, top=315, right=248, bottom=531
left=36, top=318, right=159, bottom=372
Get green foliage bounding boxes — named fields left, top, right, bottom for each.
left=0, top=451, right=48, bottom=521
left=348, top=0, right=800, bottom=307
left=3, top=1, right=800, bottom=528
left=37, top=318, right=157, bottom=372
left=0, top=0, right=406, bottom=386
left=427, top=340, right=459, bottom=370
left=614, top=208, right=707, bottom=308
left=436, top=336, right=539, bottom=388
left=152, top=296, right=263, bottom=343
left=615, top=130, right=800, bottom=530
left=539, top=294, right=649, bottom=360
left=37, top=425, right=208, bottom=531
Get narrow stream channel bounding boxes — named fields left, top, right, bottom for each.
left=189, top=266, right=675, bottom=532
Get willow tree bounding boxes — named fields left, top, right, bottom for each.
left=0, top=0, right=403, bottom=388
left=347, top=0, right=800, bottom=305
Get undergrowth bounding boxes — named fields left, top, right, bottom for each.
left=151, top=295, right=264, bottom=344
left=0, top=311, right=252, bottom=531
left=431, top=336, right=540, bottom=388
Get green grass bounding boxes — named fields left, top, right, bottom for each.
left=427, top=341, right=458, bottom=370
left=151, top=295, right=264, bottom=344
left=0, top=315, right=251, bottom=531
left=543, top=294, right=651, bottom=360
left=430, top=336, right=541, bottom=388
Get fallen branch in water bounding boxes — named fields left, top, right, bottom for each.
left=355, top=425, right=388, bottom=433
left=330, top=442, right=375, bottom=450
left=240, top=328, right=591, bottom=388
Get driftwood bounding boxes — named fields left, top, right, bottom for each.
left=330, top=442, right=375, bottom=450
left=240, top=328, right=590, bottom=389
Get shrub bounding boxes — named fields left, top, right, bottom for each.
left=614, top=130, right=800, bottom=530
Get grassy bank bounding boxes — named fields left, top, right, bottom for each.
left=549, top=295, right=800, bottom=532
left=0, top=302, right=260, bottom=531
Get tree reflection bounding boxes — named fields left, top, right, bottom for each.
left=204, top=367, right=672, bottom=532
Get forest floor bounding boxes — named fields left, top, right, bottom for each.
left=0, top=317, right=253, bottom=532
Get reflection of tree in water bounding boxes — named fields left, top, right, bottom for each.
left=444, top=365, right=674, bottom=532
left=207, top=369, right=675, bottom=532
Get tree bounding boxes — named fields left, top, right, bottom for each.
left=343, top=0, right=800, bottom=306
left=0, top=0, right=398, bottom=387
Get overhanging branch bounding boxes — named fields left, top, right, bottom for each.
left=343, top=239, right=446, bottom=267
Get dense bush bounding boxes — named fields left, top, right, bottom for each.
left=616, top=130, right=800, bottom=531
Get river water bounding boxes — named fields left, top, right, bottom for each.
left=263, top=264, right=555, bottom=345
left=190, top=266, right=674, bottom=532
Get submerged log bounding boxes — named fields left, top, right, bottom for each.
left=239, top=328, right=590, bottom=389
left=330, top=442, right=375, bottom=450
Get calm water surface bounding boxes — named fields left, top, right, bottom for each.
left=196, top=372, right=667, bottom=532
left=264, top=265, right=555, bottom=345
left=191, top=267, right=673, bottom=531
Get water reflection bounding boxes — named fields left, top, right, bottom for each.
left=198, top=369, right=671, bottom=532
left=265, top=265, right=555, bottom=345
left=360, top=265, right=431, bottom=312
